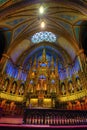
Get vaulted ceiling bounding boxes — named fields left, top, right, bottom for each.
left=0, top=0, right=87, bottom=70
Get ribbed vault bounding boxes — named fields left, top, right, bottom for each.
left=0, top=0, right=87, bottom=64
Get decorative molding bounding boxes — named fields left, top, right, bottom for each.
left=0, top=92, right=23, bottom=102
left=77, top=49, right=84, bottom=56
left=58, top=89, right=87, bottom=102
left=2, top=54, right=10, bottom=59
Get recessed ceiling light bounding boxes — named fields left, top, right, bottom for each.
left=39, top=5, right=44, bottom=14
left=41, top=21, right=45, bottom=28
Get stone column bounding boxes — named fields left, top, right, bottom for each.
left=17, top=66, right=23, bottom=80
left=1, top=54, right=10, bottom=74
left=77, top=49, right=85, bottom=72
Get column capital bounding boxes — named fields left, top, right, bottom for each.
left=77, top=49, right=84, bottom=56
left=2, top=54, right=10, bottom=59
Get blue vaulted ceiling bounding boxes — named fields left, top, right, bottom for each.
left=0, top=0, right=87, bottom=79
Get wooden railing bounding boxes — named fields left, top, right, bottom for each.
left=23, top=108, right=87, bottom=125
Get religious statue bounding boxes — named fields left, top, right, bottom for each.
left=11, top=82, right=17, bottom=94
left=68, top=81, right=74, bottom=93
left=19, top=84, right=24, bottom=95
left=3, top=79, right=9, bottom=92
left=76, top=78, right=82, bottom=91
left=50, top=71, right=55, bottom=78
left=61, top=82, right=66, bottom=95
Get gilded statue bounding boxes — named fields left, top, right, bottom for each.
left=76, top=78, right=82, bottom=91
left=68, top=81, right=74, bottom=93
left=3, top=79, right=9, bottom=92
left=61, top=82, right=66, bottom=95
left=11, top=82, right=17, bottom=94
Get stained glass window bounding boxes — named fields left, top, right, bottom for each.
left=31, top=31, right=56, bottom=43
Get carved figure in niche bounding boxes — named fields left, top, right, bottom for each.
left=36, top=83, right=40, bottom=91
left=75, top=100, right=81, bottom=110
left=19, top=84, right=24, bottom=95
left=10, top=102, right=15, bottom=111
left=68, top=81, right=74, bottom=93
left=30, top=83, right=34, bottom=93
left=50, top=84, right=56, bottom=93
left=43, top=82, right=47, bottom=94
left=0, top=100, right=6, bottom=108
left=28, top=80, right=34, bottom=93
left=11, top=82, right=17, bottom=94
left=50, top=71, right=55, bottom=78
left=31, top=72, right=35, bottom=77
left=3, top=79, right=9, bottom=92
left=67, top=102, right=72, bottom=110
left=76, top=77, right=82, bottom=91
left=61, top=82, right=66, bottom=95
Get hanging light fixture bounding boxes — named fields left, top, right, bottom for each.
left=39, top=5, right=44, bottom=14
left=41, top=21, right=45, bottom=28
left=38, top=3, right=46, bottom=29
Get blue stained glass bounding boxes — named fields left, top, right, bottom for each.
left=14, top=69, right=18, bottom=79
left=17, top=71, right=27, bottom=81
left=40, top=63, right=47, bottom=67
left=24, top=74, right=27, bottom=81
left=73, top=59, right=80, bottom=73
left=31, top=31, right=56, bottom=43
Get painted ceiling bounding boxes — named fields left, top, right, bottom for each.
left=0, top=0, right=87, bottom=73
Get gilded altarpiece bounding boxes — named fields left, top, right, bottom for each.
left=26, top=49, right=59, bottom=108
